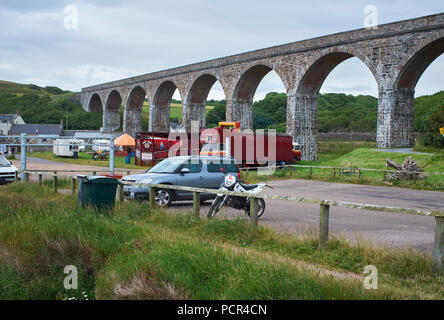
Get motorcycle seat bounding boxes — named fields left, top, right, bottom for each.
left=241, top=184, right=259, bottom=191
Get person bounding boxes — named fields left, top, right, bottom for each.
left=127, top=146, right=132, bottom=157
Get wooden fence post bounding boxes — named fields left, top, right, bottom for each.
left=53, top=175, right=58, bottom=194
left=118, top=184, right=124, bottom=202
left=38, top=174, right=43, bottom=186
left=93, top=171, right=97, bottom=176
left=245, top=169, right=249, bottom=178
left=127, top=171, right=130, bottom=176
left=383, top=171, right=387, bottom=182
left=250, top=197, right=259, bottom=228
left=433, top=216, right=444, bottom=274
left=319, top=204, right=330, bottom=249
left=309, top=167, right=313, bottom=179
left=15, top=171, right=19, bottom=182
left=332, top=168, right=336, bottom=179
left=193, top=191, right=201, bottom=218
left=71, top=177, right=76, bottom=194
left=149, top=187, right=156, bottom=207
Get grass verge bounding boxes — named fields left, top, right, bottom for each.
left=0, top=183, right=442, bottom=300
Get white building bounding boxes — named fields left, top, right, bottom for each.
left=0, top=114, right=25, bottom=135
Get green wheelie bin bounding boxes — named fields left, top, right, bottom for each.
left=77, top=176, right=120, bottom=211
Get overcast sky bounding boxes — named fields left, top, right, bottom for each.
left=0, top=0, right=443, bottom=101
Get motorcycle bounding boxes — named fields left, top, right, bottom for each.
left=208, top=171, right=267, bottom=219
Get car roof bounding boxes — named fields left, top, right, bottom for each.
left=169, top=155, right=237, bottom=162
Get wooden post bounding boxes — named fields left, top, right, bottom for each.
left=71, top=177, right=76, bottom=194
left=15, top=171, right=19, bottom=182
left=413, top=172, right=418, bottom=184
left=289, top=166, right=293, bottom=177
left=127, top=171, right=130, bottom=177
left=309, top=167, right=313, bottom=179
left=93, top=171, right=97, bottom=176
left=319, top=204, right=330, bottom=249
left=332, top=168, right=336, bottom=179
left=38, top=174, right=43, bottom=186
left=250, top=197, right=259, bottom=228
left=53, top=175, right=58, bottom=194
left=245, top=169, right=249, bottom=178
left=433, top=216, right=444, bottom=274
left=118, top=184, right=124, bottom=202
left=193, top=191, right=201, bottom=218
left=383, top=171, right=387, bottom=182
left=149, top=187, right=156, bottom=207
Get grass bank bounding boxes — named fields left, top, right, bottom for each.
left=28, top=151, right=143, bottom=170
left=245, top=141, right=444, bottom=191
left=0, top=183, right=442, bottom=300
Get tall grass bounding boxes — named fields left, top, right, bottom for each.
left=0, top=184, right=442, bottom=300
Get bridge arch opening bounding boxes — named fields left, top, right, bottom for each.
left=89, top=93, right=103, bottom=113
left=125, top=86, right=146, bottom=137
left=104, top=90, right=123, bottom=133
left=184, top=74, right=226, bottom=130
left=151, top=81, right=181, bottom=132
left=395, top=37, right=444, bottom=147
left=230, top=64, right=286, bottom=130
left=292, top=51, right=378, bottom=160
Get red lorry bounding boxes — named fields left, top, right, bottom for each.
left=200, top=126, right=300, bottom=166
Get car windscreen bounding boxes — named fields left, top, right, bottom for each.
left=0, top=156, right=10, bottom=167
left=147, top=158, right=187, bottom=174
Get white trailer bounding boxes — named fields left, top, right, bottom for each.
left=92, top=139, right=111, bottom=152
left=53, top=139, right=83, bottom=158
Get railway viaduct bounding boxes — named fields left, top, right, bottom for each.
left=78, top=13, right=444, bottom=161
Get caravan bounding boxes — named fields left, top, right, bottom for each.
left=53, top=139, right=84, bottom=159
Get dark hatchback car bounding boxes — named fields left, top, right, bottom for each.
left=121, top=156, right=240, bottom=206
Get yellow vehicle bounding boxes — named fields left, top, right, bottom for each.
left=219, top=122, right=241, bottom=131
left=440, top=127, right=444, bottom=136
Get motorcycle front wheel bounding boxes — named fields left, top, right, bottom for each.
left=208, top=196, right=224, bottom=219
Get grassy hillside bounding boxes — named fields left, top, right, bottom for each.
left=1, top=183, right=442, bottom=300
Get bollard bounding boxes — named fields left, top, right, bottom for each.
left=250, top=197, right=259, bottom=228
left=433, top=216, right=444, bottom=274
left=149, top=187, right=156, bottom=207
left=38, top=174, right=43, bottom=186
left=319, top=204, right=330, bottom=249
left=193, top=191, right=200, bottom=218
left=53, top=175, right=58, bottom=194
left=71, top=177, right=76, bottom=194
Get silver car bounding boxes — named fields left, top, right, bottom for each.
left=121, top=156, right=240, bottom=206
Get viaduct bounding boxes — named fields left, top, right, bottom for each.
left=78, top=13, right=444, bottom=161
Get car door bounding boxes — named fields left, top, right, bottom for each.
left=175, top=160, right=204, bottom=200
left=204, top=161, right=225, bottom=189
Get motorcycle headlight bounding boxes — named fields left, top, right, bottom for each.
left=224, top=175, right=236, bottom=188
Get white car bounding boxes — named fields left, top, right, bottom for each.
left=0, top=155, right=18, bottom=185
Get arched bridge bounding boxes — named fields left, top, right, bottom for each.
left=79, top=13, right=444, bottom=161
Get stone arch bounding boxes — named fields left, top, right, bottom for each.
left=297, top=47, right=378, bottom=95
left=88, top=93, right=103, bottom=112
left=228, top=63, right=287, bottom=130
left=149, top=80, right=180, bottom=132
left=289, top=47, right=377, bottom=161
left=182, top=73, right=223, bottom=131
left=124, top=86, right=146, bottom=137
left=395, top=35, right=444, bottom=90
left=103, top=90, right=122, bottom=133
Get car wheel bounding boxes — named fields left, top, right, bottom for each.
left=154, top=189, right=173, bottom=207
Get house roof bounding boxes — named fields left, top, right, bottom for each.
left=0, top=114, right=19, bottom=122
left=9, top=124, right=63, bottom=136
left=73, top=131, right=121, bottom=139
